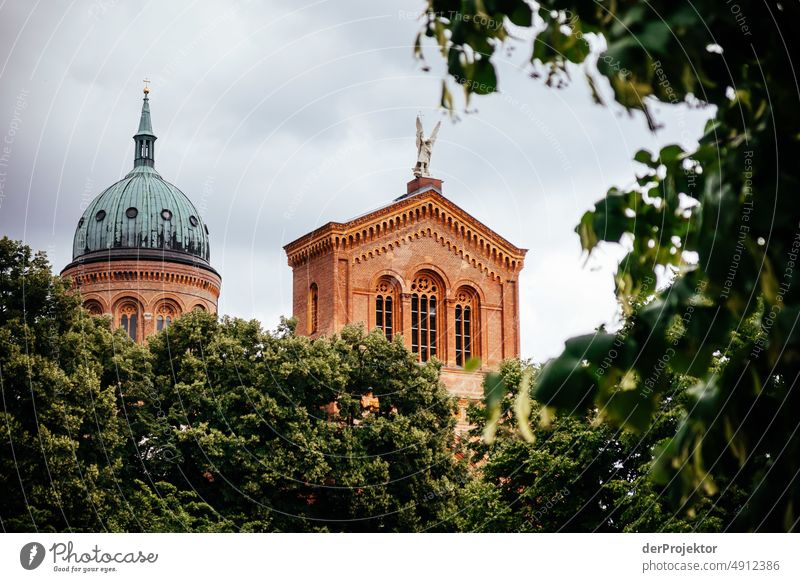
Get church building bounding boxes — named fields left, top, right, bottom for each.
left=61, top=91, right=526, bottom=425
left=284, top=122, right=527, bottom=420
left=61, top=87, right=221, bottom=341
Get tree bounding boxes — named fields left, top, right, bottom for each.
left=458, top=359, right=741, bottom=532
left=416, top=1, right=800, bottom=530
left=137, top=311, right=469, bottom=532
left=0, top=238, right=228, bottom=532
left=0, top=239, right=468, bottom=532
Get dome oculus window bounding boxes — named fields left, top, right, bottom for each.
left=161, top=209, right=173, bottom=221
left=126, top=207, right=138, bottom=219
left=95, top=210, right=106, bottom=221
left=189, top=215, right=198, bottom=227
left=78, top=217, right=84, bottom=227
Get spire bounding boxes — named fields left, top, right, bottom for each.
left=137, top=94, right=153, bottom=135
left=133, top=80, right=156, bottom=168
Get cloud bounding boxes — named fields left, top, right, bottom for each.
left=0, top=0, right=713, bottom=360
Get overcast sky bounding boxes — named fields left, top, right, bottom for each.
left=0, top=0, right=713, bottom=361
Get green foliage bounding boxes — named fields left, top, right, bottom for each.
left=459, top=361, right=741, bottom=532
left=418, top=2, right=800, bottom=530
left=0, top=239, right=749, bottom=532
left=0, top=239, right=466, bottom=531
left=0, top=237, right=223, bottom=532
left=145, top=314, right=467, bottom=531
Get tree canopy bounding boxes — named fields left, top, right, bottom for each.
left=0, top=237, right=466, bottom=532
left=456, top=359, right=744, bottom=532
left=417, top=1, right=800, bottom=530
left=3, top=2, right=799, bottom=534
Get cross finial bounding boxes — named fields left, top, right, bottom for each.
left=143, top=78, right=151, bottom=95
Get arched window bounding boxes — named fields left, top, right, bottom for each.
left=454, top=287, right=480, bottom=367
left=117, top=301, right=140, bottom=341
left=155, top=301, right=180, bottom=332
left=411, top=273, right=441, bottom=362
left=375, top=278, right=399, bottom=340
left=83, top=300, right=103, bottom=316
left=308, top=283, right=319, bottom=334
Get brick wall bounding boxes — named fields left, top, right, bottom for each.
left=61, top=258, right=220, bottom=341
left=286, top=179, right=527, bottom=427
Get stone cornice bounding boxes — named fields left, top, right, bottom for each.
left=284, top=186, right=528, bottom=272
left=62, top=248, right=220, bottom=278
left=350, top=226, right=520, bottom=283
left=61, top=258, right=221, bottom=297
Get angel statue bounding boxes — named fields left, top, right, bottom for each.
left=414, top=115, right=441, bottom=177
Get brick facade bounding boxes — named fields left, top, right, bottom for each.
left=61, top=253, right=220, bottom=342
left=60, top=90, right=220, bottom=344
left=284, top=177, right=527, bottom=427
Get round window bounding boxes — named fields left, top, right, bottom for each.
left=189, top=215, right=198, bottom=227
left=95, top=210, right=106, bottom=221
left=126, top=207, right=138, bottom=219
left=161, top=209, right=172, bottom=221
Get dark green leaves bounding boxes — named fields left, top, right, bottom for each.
left=484, top=371, right=507, bottom=409
left=483, top=371, right=508, bottom=443
left=600, top=388, right=656, bottom=433
left=634, top=149, right=654, bottom=165
left=469, top=57, right=498, bottom=95
left=508, top=2, right=532, bottom=27
left=564, top=332, right=616, bottom=362
left=533, top=355, right=595, bottom=412
left=417, top=0, right=800, bottom=531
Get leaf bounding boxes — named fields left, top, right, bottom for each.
left=470, top=57, right=498, bottom=94
left=657, top=144, right=685, bottom=164
left=575, top=210, right=599, bottom=252
left=440, top=83, right=454, bottom=113
left=533, top=355, right=595, bottom=411
left=514, top=367, right=535, bottom=443
left=447, top=47, right=466, bottom=80
left=483, top=371, right=508, bottom=444
left=649, top=441, right=672, bottom=485
left=564, top=332, right=616, bottom=363
left=592, top=191, right=632, bottom=243
left=464, top=356, right=482, bottom=373
left=484, top=371, right=507, bottom=410
left=686, top=380, right=720, bottom=420
left=508, top=1, right=532, bottom=27
left=483, top=406, right=501, bottom=444
left=585, top=72, right=605, bottom=106
left=601, top=389, right=655, bottom=433
left=639, top=21, right=671, bottom=54
left=413, top=31, right=423, bottom=60
left=634, top=149, right=654, bottom=166
left=538, top=405, right=555, bottom=429
left=563, top=33, right=591, bottom=64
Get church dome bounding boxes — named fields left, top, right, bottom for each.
left=71, top=91, right=211, bottom=264
left=72, top=165, right=210, bottom=262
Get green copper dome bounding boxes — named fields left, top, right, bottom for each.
left=71, top=92, right=211, bottom=264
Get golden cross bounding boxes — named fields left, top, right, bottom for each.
left=143, top=78, right=151, bottom=94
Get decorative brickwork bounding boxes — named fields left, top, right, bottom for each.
left=285, top=177, right=527, bottom=429
left=61, top=255, right=220, bottom=341
left=61, top=90, right=220, bottom=343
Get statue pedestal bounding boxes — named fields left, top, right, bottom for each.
left=406, top=176, right=443, bottom=195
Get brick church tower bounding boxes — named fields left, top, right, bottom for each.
left=284, top=172, right=527, bottom=423
left=61, top=86, right=221, bottom=342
